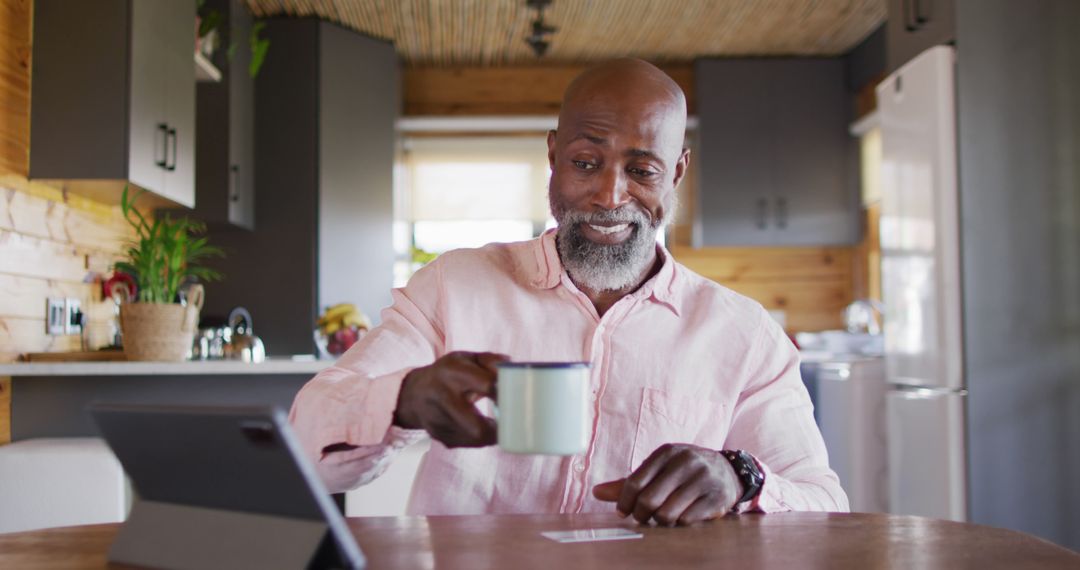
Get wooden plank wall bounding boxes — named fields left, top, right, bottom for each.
left=672, top=247, right=853, bottom=332
left=0, top=1, right=133, bottom=363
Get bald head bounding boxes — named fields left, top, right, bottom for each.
left=554, top=59, right=688, bottom=166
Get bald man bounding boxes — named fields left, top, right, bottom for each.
left=291, top=59, right=848, bottom=526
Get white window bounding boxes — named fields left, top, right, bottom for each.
left=394, top=136, right=554, bottom=285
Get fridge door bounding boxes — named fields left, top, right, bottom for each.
left=877, top=45, right=964, bottom=391
left=886, top=386, right=967, bottom=522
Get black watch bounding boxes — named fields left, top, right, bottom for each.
left=720, top=449, right=764, bottom=507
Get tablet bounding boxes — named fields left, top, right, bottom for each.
left=90, top=402, right=365, bottom=570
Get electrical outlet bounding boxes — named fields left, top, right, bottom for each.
left=46, top=298, right=66, bottom=335
left=64, top=298, right=83, bottom=335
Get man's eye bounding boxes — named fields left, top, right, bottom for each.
left=573, top=160, right=597, bottom=171
left=629, top=167, right=656, bottom=178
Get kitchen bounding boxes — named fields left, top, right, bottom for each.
left=1, top=0, right=1078, bottom=566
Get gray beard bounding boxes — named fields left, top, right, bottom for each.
left=554, top=207, right=660, bottom=293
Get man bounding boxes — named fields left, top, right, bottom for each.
left=291, top=59, right=848, bottom=526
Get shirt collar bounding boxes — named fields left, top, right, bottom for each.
left=530, top=229, right=682, bottom=317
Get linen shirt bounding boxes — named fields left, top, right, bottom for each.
left=290, top=230, right=849, bottom=515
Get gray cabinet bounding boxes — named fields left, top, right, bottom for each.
left=696, top=58, right=857, bottom=246
left=886, top=0, right=955, bottom=72
left=202, top=19, right=398, bottom=355
left=194, top=0, right=256, bottom=229
left=30, top=0, right=196, bottom=208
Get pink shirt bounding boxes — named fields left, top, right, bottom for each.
left=290, top=230, right=848, bottom=515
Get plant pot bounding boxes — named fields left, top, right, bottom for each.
left=119, top=285, right=204, bottom=362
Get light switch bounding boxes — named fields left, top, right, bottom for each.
left=46, top=298, right=65, bottom=335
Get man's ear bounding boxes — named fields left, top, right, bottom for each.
left=546, top=130, right=558, bottom=170
left=672, top=147, right=691, bottom=189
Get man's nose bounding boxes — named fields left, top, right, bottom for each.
left=591, top=168, right=631, bottom=210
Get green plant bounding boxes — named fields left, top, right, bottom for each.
left=197, top=0, right=270, bottom=78
left=115, top=186, right=224, bottom=304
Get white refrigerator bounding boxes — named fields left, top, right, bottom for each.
left=877, top=45, right=968, bottom=522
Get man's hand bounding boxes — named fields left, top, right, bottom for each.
left=393, top=351, right=508, bottom=448
left=592, top=444, right=744, bottom=526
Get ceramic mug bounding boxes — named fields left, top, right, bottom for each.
left=496, top=362, right=591, bottom=455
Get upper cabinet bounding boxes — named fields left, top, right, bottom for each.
left=886, top=0, right=955, bottom=73
left=695, top=58, right=857, bottom=246
left=30, top=0, right=196, bottom=208
left=194, top=0, right=256, bottom=229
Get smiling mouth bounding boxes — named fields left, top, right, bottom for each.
left=587, top=223, right=630, bottom=235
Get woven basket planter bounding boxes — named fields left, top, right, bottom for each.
left=119, top=285, right=204, bottom=362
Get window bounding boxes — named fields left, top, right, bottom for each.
left=394, top=136, right=553, bottom=285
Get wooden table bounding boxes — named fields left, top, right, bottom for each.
left=1, top=513, right=1077, bottom=569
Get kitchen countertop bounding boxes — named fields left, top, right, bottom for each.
left=0, top=356, right=333, bottom=377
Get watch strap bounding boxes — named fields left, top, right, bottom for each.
left=720, top=449, right=765, bottom=507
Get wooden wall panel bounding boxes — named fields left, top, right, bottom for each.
left=673, top=246, right=855, bottom=332
left=0, top=377, right=10, bottom=445
left=404, top=64, right=695, bottom=116
left=0, top=0, right=31, bottom=176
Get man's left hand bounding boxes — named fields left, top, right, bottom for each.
left=592, top=443, right=744, bottom=526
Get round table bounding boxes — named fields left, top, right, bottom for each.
left=0, top=512, right=1077, bottom=569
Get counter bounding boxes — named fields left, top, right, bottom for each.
left=0, top=357, right=333, bottom=377
left=1, top=357, right=335, bottom=444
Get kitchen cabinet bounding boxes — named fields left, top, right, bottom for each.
left=29, top=0, right=196, bottom=208
left=886, top=0, right=955, bottom=73
left=695, top=58, right=857, bottom=246
left=194, top=0, right=256, bottom=229
left=202, top=19, right=398, bottom=356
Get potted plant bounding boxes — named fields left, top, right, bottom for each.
left=114, top=187, right=224, bottom=361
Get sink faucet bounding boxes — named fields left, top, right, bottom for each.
left=844, top=299, right=884, bottom=335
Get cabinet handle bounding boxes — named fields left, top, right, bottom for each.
left=775, top=197, right=788, bottom=229
left=155, top=123, right=168, bottom=169
left=903, top=0, right=919, bottom=31
left=756, top=198, right=769, bottom=230
left=914, top=0, right=930, bottom=24
left=230, top=164, right=239, bottom=202
left=166, top=128, right=177, bottom=172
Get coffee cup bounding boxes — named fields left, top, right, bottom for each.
left=496, top=362, right=590, bottom=455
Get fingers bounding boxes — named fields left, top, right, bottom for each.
left=428, top=398, right=497, bottom=448
left=592, top=479, right=626, bottom=502
left=629, top=457, right=691, bottom=525
left=445, top=351, right=503, bottom=399
left=613, top=444, right=732, bottom=526
left=676, top=495, right=725, bottom=526
left=653, top=472, right=711, bottom=526
left=616, top=444, right=676, bottom=517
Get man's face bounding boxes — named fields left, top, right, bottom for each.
left=547, top=94, right=689, bottom=292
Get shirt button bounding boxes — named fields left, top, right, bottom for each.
left=574, top=462, right=585, bottom=473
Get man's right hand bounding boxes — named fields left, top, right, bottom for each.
left=393, top=351, right=507, bottom=448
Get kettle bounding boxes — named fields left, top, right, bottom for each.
left=223, top=307, right=266, bottom=363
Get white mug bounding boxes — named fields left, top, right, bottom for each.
left=496, top=362, right=591, bottom=455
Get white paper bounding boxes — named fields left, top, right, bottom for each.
left=540, top=528, right=644, bottom=543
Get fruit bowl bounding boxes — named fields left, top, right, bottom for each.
left=313, top=325, right=365, bottom=359
left=315, top=303, right=371, bottom=359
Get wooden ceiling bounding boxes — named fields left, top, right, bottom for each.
left=244, top=0, right=886, bottom=67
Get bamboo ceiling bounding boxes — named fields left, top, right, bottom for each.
left=244, top=0, right=886, bottom=67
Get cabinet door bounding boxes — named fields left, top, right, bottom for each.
left=128, top=0, right=168, bottom=195
left=886, top=0, right=955, bottom=72
left=696, top=59, right=777, bottom=246
left=162, top=0, right=196, bottom=207
left=771, top=59, right=855, bottom=245
left=228, top=0, right=256, bottom=228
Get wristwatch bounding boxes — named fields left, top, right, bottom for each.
left=720, top=449, right=764, bottom=507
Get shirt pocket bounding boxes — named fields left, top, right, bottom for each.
left=629, top=387, right=730, bottom=471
